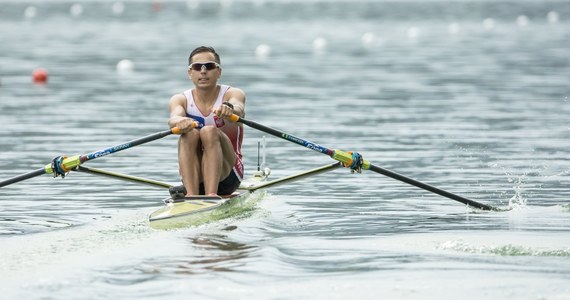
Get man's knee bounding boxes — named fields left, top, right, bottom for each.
left=199, top=126, right=220, bottom=145
left=179, top=129, right=200, bottom=146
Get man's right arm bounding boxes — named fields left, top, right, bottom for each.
left=168, top=94, right=195, bottom=133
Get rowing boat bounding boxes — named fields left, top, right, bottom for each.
left=148, top=139, right=273, bottom=229
left=148, top=161, right=349, bottom=229
left=148, top=189, right=254, bottom=230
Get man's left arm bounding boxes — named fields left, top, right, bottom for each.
left=217, top=88, right=246, bottom=118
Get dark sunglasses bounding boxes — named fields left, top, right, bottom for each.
left=188, top=61, right=220, bottom=71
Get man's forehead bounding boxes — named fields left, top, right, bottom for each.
left=192, top=52, right=216, bottom=62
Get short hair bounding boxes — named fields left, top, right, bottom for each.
left=188, top=46, right=221, bottom=65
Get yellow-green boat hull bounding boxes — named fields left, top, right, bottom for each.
left=148, top=190, right=252, bottom=230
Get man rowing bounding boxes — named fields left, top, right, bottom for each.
left=168, top=46, right=246, bottom=196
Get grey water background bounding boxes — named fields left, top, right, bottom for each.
left=0, top=0, right=569, bottom=299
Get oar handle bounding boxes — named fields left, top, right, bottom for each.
left=229, top=114, right=241, bottom=123
left=171, top=126, right=182, bottom=134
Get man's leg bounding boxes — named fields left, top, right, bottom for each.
left=199, top=126, right=236, bottom=195
left=178, top=130, right=202, bottom=196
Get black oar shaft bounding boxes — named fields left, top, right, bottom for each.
left=238, top=117, right=334, bottom=156
left=368, top=164, right=494, bottom=211
left=0, top=168, right=46, bottom=188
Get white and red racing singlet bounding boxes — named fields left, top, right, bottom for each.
left=182, top=85, right=244, bottom=179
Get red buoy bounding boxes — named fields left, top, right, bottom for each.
left=32, top=68, right=48, bottom=84
left=152, top=1, right=162, bottom=12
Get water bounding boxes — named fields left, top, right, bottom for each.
left=1, top=0, right=569, bottom=299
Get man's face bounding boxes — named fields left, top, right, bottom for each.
left=188, top=52, right=221, bottom=89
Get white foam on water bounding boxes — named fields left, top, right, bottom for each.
left=0, top=208, right=222, bottom=296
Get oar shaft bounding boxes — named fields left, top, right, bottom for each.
left=75, top=166, right=173, bottom=189
left=368, top=164, right=494, bottom=211
left=235, top=116, right=335, bottom=156
left=243, top=162, right=342, bottom=192
left=80, top=128, right=181, bottom=163
left=0, top=168, right=45, bottom=188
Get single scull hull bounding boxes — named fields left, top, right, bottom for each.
left=149, top=189, right=253, bottom=230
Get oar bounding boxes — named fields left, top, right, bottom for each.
left=75, top=166, right=173, bottom=189
left=0, top=126, right=184, bottom=188
left=230, top=114, right=497, bottom=211
left=242, top=162, right=342, bottom=192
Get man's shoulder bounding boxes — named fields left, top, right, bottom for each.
left=169, top=92, right=187, bottom=104
left=224, top=86, right=245, bottom=97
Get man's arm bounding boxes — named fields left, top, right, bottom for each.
left=215, top=87, right=246, bottom=119
left=168, top=94, right=195, bottom=132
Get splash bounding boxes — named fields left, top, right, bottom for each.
left=488, top=162, right=534, bottom=208
left=507, top=176, right=528, bottom=208
left=438, top=240, right=570, bottom=257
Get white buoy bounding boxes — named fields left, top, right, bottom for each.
left=220, top=0, right=233, bottom=9
left=70, top=4, right=83, bottom=17
left=24, top=6, right=37, bottom=19
left=407, top=27, right=419, bottom=39
left=483, top=18, right=496, bottom=30
left=255, top=44, right=271, bottom=60
left=112, top=2, right=125, bottom=16
left=361, top=32, right=376, bottom=48
left=516, top=15, right=529, bottom=27
left=448, top=23, right=460, bottom=35
left=116, top=59, right=134, bottom=75
left=187, top=0, right=200, bottom=10
left=547, top=11, right=559, bottom=23
left=312, top=37, right=327, bottom=54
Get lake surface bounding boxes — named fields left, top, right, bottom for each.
left=0, top=0, right=569, bottom=299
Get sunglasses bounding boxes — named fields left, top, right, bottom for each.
left=188, top=61, right=220, bottom=71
